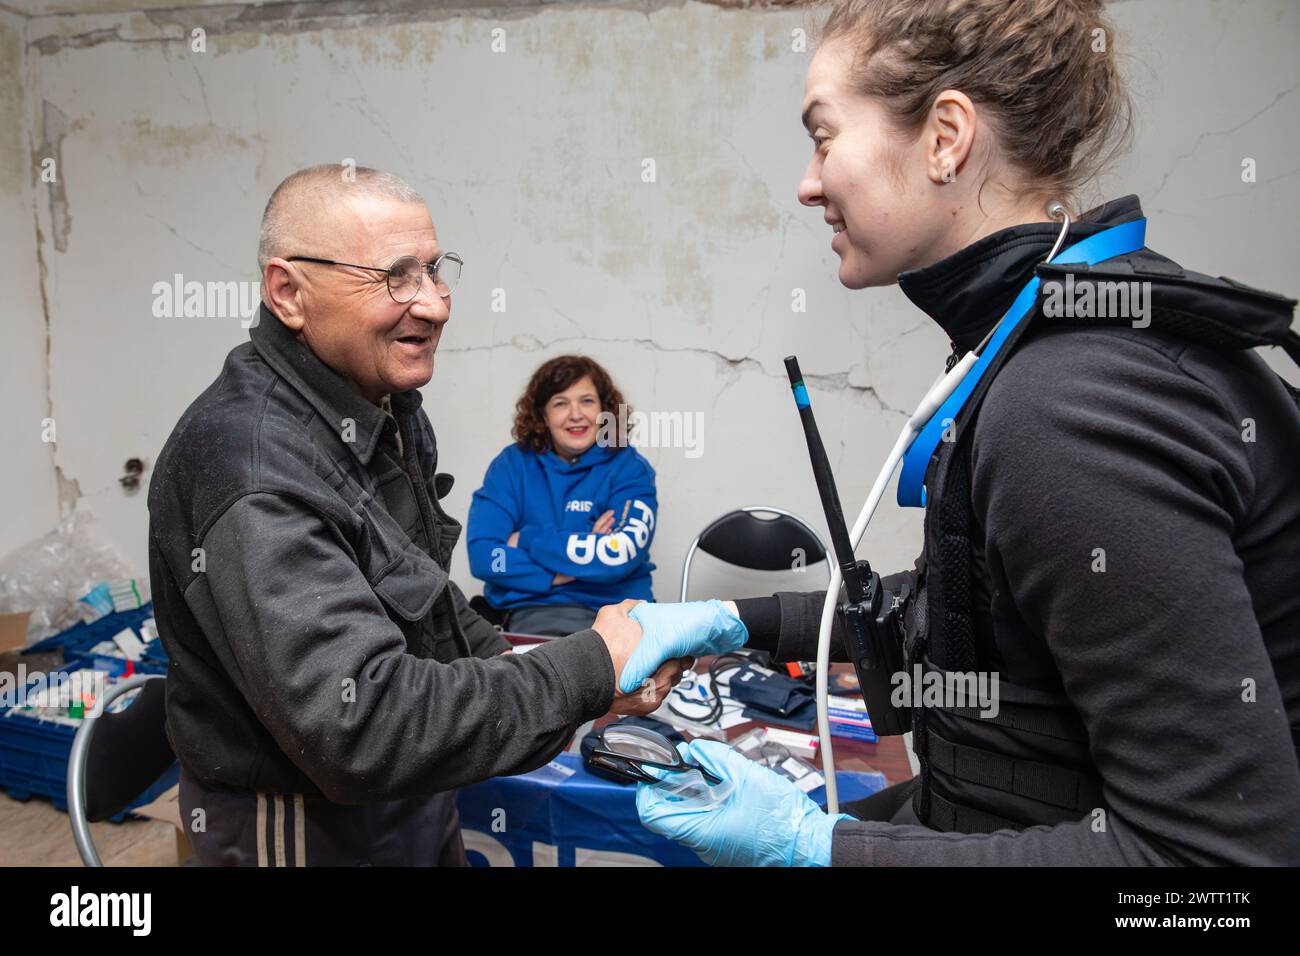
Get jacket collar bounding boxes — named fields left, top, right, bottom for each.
left=897, top=195, right=1146, bottom=353
left=249, top=303, right=422, bottom=467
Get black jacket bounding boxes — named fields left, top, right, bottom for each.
left=147, top=305, right=615, bottom=804
left=741, top=196, right=1300, bottom=864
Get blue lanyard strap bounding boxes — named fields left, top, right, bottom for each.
left=897, top=217, right=1148, bottom=508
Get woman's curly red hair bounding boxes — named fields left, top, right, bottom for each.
left=512, top=355, right=631, bottom=454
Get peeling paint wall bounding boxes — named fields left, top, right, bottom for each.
left=5, top=0, right=1299, bottom=602
left=0, top=9, right=61, bottom=560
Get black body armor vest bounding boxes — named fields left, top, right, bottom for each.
left=897, top=249, right=1300, bottom=833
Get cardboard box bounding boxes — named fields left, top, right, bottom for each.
left=0, top=611, right=32, bottom=653
left=0, top=612, right=60, bottom=681
left=130, top=784, right=193, bottom=865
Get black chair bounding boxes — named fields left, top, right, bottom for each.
left=468, top=594, right=508, bottom=628
left=679, top=506, right=831, bottom=602
left=67, top=674, right=176, bottom=866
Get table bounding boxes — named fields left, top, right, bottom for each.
left=453, top=638, right=911, bottom=866
left=587, top=657, right=914, bottom=788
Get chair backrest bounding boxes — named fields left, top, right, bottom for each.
left=679, top=507, right=831, bottom=602
left=68, top=674, right=173, bottom=867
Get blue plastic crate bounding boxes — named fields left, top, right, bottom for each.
left=0, top=665, right=178, bottom=821
left=25, top=604, right=167, bottom=676
left=25, top=605, right=151, bottom=654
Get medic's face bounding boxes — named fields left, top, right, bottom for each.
left=797, top=38, right=937, bottom=289
left=545, top=376, right=601, bottom=459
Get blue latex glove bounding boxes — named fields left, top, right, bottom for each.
left=636, top=739, right=852, bottom=866
left=618, top=600, right=749, bottom=694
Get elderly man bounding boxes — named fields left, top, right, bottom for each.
left=147, top=165, right=686, bottom=866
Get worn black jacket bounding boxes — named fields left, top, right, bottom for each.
left=148, top=305, right=615, bottom=804
left=741, top=196, right=1300, bottom=864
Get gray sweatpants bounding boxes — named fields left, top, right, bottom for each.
left=179, top=769, right=467, bottom=866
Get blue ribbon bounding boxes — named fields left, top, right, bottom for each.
left=897, top=218, right=1148, bottom=508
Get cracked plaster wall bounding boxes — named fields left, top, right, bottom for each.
left=2, top=0, right=1297, bottom=601
left=1, top=7, right=61, bottom=558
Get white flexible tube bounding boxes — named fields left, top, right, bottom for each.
left=818, top=200, right=1067, bottom=811
left=818, top=352, right=978, bottom=813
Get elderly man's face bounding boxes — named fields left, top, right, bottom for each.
left=290, top=195, right=448, bottom=403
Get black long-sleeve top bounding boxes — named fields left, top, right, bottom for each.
left=738, top=196, right=1300, bottom=865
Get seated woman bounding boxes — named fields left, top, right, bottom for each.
left=468, top=355, right=657, bottom=636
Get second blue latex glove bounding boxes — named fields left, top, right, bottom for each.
left=619, top=600, right=749, bottom=694
left=636, top=739, right=852, bottom=866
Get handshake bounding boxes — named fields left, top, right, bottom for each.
left=589, top=599, right=849, bottom=867
left=592, top=599, right=749, bottom=718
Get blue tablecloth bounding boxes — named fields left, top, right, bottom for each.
left=455, top=751, right=887, bottom=867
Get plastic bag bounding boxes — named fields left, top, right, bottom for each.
left=0, top=511, right=143, bottom=645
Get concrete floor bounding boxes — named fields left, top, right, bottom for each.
left=0, top=790, right=179, bottom=866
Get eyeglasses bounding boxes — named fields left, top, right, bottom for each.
left=286, top=252, right=464, bottom=302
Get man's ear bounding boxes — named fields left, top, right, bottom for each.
left=925, top=89, right=978, bottom=186
left=262, top=258, right=305, bottom=330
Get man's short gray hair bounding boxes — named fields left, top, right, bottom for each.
left=257, top=164, right=424, bottom=271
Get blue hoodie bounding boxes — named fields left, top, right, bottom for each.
left=467, top=442, right=657, bottom=610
